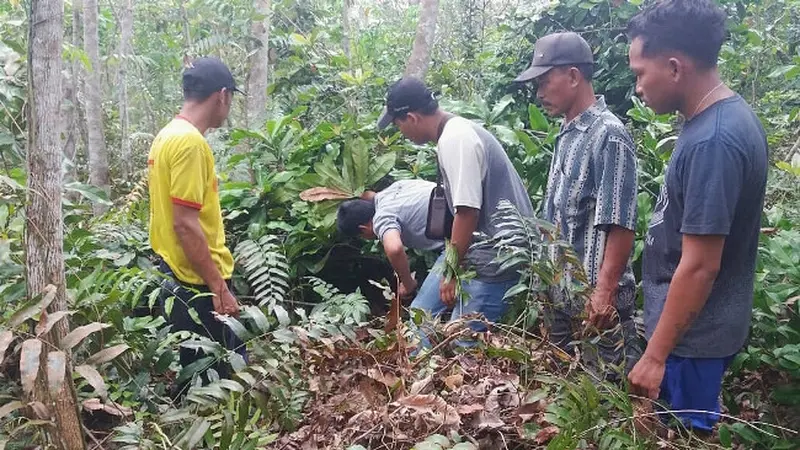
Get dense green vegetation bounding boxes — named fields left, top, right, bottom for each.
left=1, top=0, right=799, bottom=448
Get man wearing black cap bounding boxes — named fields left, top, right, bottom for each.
left=515, top=32, right=640, bottom=375
left=148, top=57, right=246, bottom=395
left=377, top=77, right=534, bottom=342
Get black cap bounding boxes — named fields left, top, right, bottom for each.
left=182, top=57, right=245, bottom=96
left=377, top=78, right=437, bottom=130
left=514, top=32, right=594, bottom=82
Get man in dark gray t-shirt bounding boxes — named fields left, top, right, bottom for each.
left=627, top=0, right=768, bottom=433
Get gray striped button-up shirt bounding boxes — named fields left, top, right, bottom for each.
left=543, top=96, right=638, bottom=312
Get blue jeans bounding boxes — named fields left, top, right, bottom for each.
left=409, top=253, right=518, bottom=349
left=658, top=354, right=735, bottom=432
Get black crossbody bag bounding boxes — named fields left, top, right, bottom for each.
left=425, top=115, right=455, bottom=240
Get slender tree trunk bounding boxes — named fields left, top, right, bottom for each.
left=83, top=0, right=109, bottom=214
left=63, top=0, right=82, bottom=192
left=342, top=0, right=352, bottom=59
left=404, top=0, right=439, bottom=79
left=27, top=1, right=86, bottom=449
left=118, top=0, right=134, bottom=179
left=245, top=0, right=271, bottom=129
left=180, top=0, right=192, bottom=53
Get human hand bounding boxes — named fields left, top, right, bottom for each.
left=213, top=285, right=240, bottom=317
left=440, top=278, right=457, bottom=307
left=628, top=353, right=666, bottom=400
left=586, top=287, right=618, bottom=330
left=399, top=278, right=418, bottom=300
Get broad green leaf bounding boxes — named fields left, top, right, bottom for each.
left=366, top=152, right=396, bottom=186
left=350, top=139, right=370, bottom=188
left=528, top=104, right=550, bottom=132
left=271, top=304, right=290, bottom=326
left=47, top=351, right=66, bottom=396
left=85, top=344, right=130, bottom=366
left=719, top=424, right=732, bottom=448
left=20, top=339, right=42, bottom=395
left=61, top=323, right=110, bottom=350
left=177, top=418, right=211, bottom=450
left=241, top=306, right=271, bottom=333
left=75, top=364, right=108, bottom=399
left=216, top=315, right=254, bottom=341
left=64, top=182, right=112, bottom=206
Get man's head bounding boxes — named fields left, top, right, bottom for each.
left=627, top=0, right=727, bottom=114
left=182, top=57, right=244, bottom=128
left=514, top=32, right=595, bottom=117
left=337, top=199, right=376, bottom=239
left=376, top=78, right=440, bottom=144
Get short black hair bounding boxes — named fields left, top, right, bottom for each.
left=626, top=0, right=727, bottom=69
left=555, top=63, right=594, bottom=82
left=183, top=89, right=215, bottom=102
left=336, top=199, right=375, bottom=237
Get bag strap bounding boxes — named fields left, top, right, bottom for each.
left=435, top=114, right=455, bottom=189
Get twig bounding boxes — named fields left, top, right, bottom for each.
left=409, top=328, right=470, bottom=371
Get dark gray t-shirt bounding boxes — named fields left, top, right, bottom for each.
left=643, top=95, right=768, bottom=358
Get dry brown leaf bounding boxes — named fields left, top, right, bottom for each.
left=0, top=330, right=13, bottom=366
left=485, top=382, right=520, bottom=413
left=409, top=375, right=433, bottom=395
left=20, top=339, right=42, bottom=395
left=395, top=394, right=460, bottom=427
left=535, top=425, right=560, bottom=444
left=515, top=400, right=547, bottom=423
left=29, top=401, right=50, bottom=420
left=365, top=368, right=399, bottom=388
left=472, top=411, right=506, bottom=430
left=444, top=373, right=463, bottom=390
left=299, top=187, right=352, bottom=202
left=456, top=403, right=484, bottom=415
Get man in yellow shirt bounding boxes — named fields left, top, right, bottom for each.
left=148, top=57, right=244, bottom=395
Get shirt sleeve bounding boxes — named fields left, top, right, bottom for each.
left=593, top=135, right=638, bottom=231
left=679, top=139, right=743, bottom=235
left=169, top=140, right=208, bottom=210
left=438, top=125, right=485, bottom=210
left=373, top=209, right=401, bottom=242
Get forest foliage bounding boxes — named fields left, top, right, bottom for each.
left=1, top=0, right=799, bottom=449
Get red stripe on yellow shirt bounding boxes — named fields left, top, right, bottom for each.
left=171, top=197, right=202, bottom=210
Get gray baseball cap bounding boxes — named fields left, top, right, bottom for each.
left=514, top=32, right=594, bottom=82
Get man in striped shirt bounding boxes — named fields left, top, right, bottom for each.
left=515, top=32, right=640, bottom=375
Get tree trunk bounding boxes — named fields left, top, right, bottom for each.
left=180, top=0, right=192, bottom=53
left=63, top=0, right=82, bottom=192
left=245, top=0, right=271, bottom=129
left=404, top=0, right=439, bottom=79
left=83, top=0, right=109, bottom=214
left=118, top=0, right=134, bottom=179
left=27, top=1, right=87, bottom=449
left=342, top=0, right=352, bottom=59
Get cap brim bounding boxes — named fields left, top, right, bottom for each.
left=377, top=107, right=393, bottom=130
left=233, top=87, right=247, bottom=96
left=513, top=65, right=554, bottom=83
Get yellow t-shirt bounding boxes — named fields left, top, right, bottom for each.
left=148, top=117, right=233, bottom=285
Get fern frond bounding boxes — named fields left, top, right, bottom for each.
left=235, top=235, right=291, bottom=321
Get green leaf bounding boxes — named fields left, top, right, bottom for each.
left=719, top=424, right=732, bottom=448
left=177, top=418, right=211, bottom=449
left=528, top=104, right=549, bottom=131
left=366, top=152, right=396, bottom=186
left=350, top=139, right=370, bottom=189
left=64, top=182, right=112, bottom=206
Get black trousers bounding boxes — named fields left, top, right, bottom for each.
left=157, top=261, right=246, bottom=394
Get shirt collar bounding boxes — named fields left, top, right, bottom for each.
left=559, top=96, right=607, bottom=135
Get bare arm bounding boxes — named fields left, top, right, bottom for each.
left=450, top=207, right=480, bottom=264
left=644, top=234, right=724, bottom=362
left=173, top=204, right=238, bottom=315
left=595, top=226, right=635, bottom=293
left=381, top=229, right=414, bottom=289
